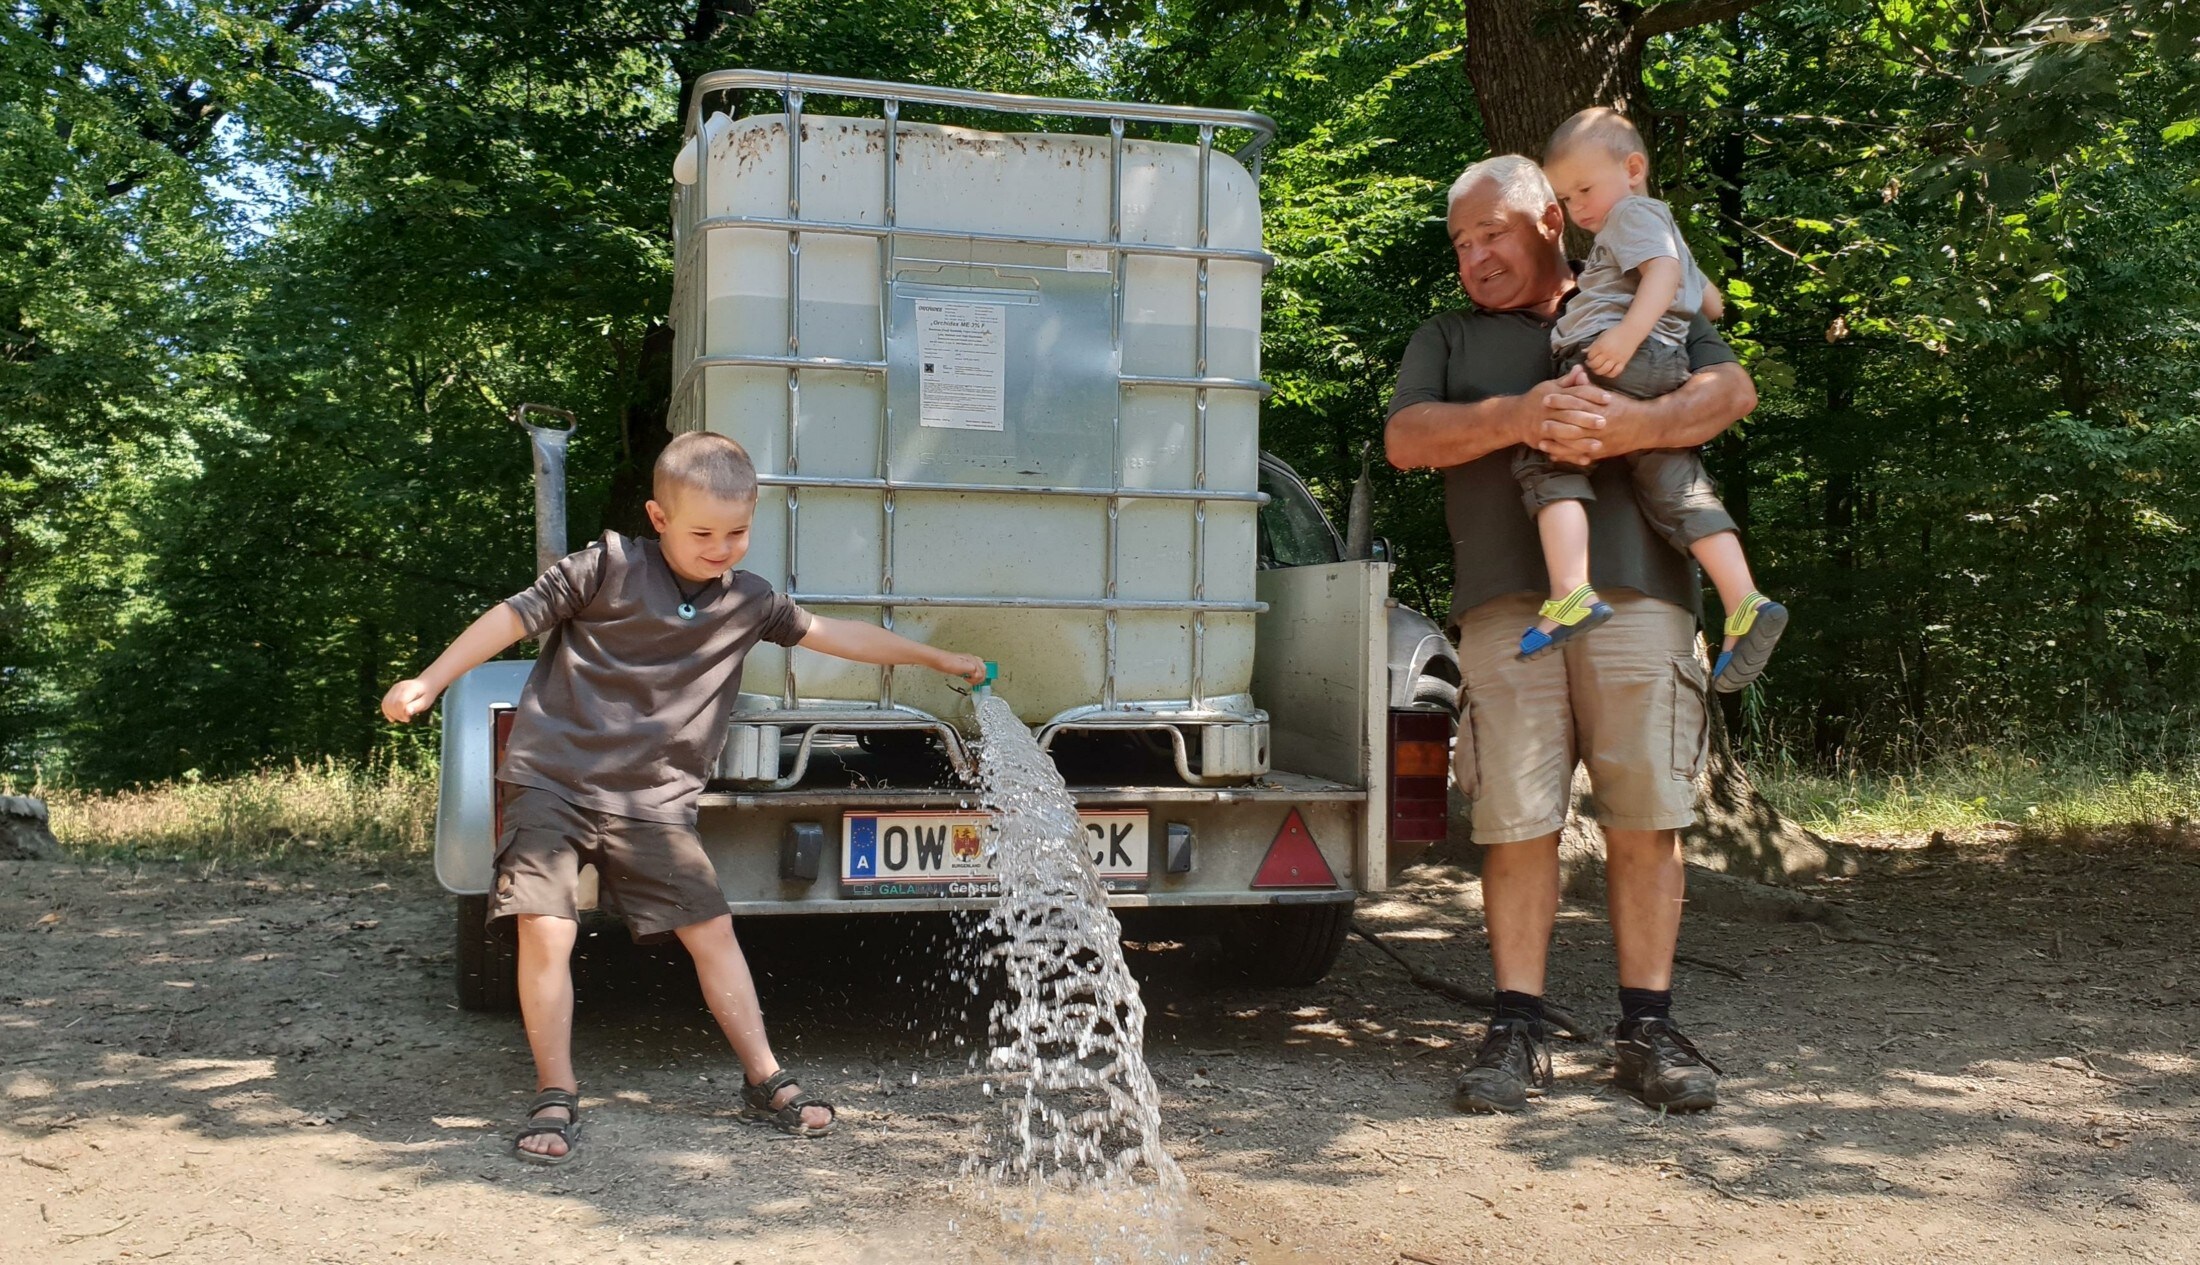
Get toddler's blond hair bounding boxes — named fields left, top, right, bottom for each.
left=1544, top=107, right=1648, bottom=165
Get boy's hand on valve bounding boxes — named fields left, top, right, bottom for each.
left=942, top=653, right=989, bottom=685
left=381, top=678, right=439, bottom=723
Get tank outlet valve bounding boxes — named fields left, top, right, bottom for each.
left=974, top=661, right=999, bottom=695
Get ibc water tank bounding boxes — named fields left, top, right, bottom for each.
left=670, top=78, right=1272, bottom=732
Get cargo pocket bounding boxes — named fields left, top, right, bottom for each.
left=1452, top=691, right=1481, bottom=801
left=1670, top=656, right=1710, bottom=781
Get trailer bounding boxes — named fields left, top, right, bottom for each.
left=434, top=72, right=1460, bottom=1010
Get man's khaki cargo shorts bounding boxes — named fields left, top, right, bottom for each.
left=1451, top=590, right=1710, bottom=844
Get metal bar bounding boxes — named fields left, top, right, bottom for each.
left=1105, top=115, right=1125, bottom=711
left=688, top=68, right=1278, bottom=164
left=697, top=768, right=1365, bottom=809
left=744, top=717, right=973, bottom=791
left=684, top=213, right=1274, bottom=270
left=877, top=96, right=900, bottom=709
left=509, top=404, right=577, bottom=575
left=707, top=892, right=1362, bottom=917
left=1117, top=373, right=1271, bottom=395
left=1192, top=124, right=1213, bottom=708
left=1033, top=719, right=1238, bottom=787
left=782, top=86, right=804, bottom=708
left=790, top=592, right=1266, bottom=614
left=668, top=360, right=1273, bottom=422
left=750, top=477, right=1267, bottom=505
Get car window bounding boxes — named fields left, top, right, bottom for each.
left=1258, top=464, right=1342, bottom=568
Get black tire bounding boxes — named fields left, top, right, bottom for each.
left=455, top=894, right=519, bottom=1012
left=1410, top=674, right=1460, bottom=716
left=1220, top=901, right=1355, bottom=987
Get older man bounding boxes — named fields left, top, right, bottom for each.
left=1385, top=156, right=1757, bottom=1113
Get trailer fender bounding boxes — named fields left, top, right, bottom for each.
left=433, top=661, right=533, bottom=895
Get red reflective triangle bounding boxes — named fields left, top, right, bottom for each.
left=1251, top=808, right=1338, bottom=889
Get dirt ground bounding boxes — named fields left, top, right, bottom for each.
left=4, top=828, right=2198, bottom=1265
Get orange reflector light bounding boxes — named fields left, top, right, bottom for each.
left=1394, top=739, right=1448, bottom=777
left=1251, top=808, right=1339, bottom=889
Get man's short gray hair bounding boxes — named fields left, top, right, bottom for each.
left=1445, top=155, right=1555, bottom=221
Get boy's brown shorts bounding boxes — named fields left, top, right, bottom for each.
left=488, top=783, right=727, bottom=941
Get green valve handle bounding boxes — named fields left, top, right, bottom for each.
left=974, top=661, right=998, bottom=694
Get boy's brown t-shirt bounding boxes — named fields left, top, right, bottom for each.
left=495, top=531, right=813, bottom=826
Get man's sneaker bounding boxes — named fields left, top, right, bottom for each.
left=1613, top=1017, right=1722, bottom=1111
left=1453, top=1018, right=1553, bottom=1113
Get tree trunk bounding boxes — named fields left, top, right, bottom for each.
left=1460, top=0, right=1643, bottom=159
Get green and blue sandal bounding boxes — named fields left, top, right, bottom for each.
left=1517, top=585, right=1615, bottom=660
left=1713, top=592, right=1788, bottom=693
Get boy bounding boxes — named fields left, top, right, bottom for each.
left=1511, top=107, right=1787, bottom=692
left=382, top=431, right=987, bottom=1164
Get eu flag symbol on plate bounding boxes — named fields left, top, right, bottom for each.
left=848, top=816, right=877, bottom=877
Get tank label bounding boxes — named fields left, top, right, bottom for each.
left=915, top=300, right=1008, bottom=431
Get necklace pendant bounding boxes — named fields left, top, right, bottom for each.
left=678, top=602, right=697, bottom=620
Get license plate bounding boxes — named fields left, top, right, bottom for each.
left=840, top=810, right=1150, bottom=898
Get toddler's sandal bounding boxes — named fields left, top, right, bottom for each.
left=514, top=1087, right=581, bottom=1166
left=1713, top=593, right=1788, bottom=693
left=1517, top=585, right=1614, bottom=661
left=743, top=1068, right=836, bottom=1138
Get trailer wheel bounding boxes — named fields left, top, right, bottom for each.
left=1221, top=900, right=1354, bottom=987
left=455, top=894, right=519, bottom=1012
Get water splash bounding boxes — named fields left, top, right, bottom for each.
left=964, top=693, right=1182, bottom=1193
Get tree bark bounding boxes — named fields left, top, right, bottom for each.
left=1460, top=1, right=1644, bottom=160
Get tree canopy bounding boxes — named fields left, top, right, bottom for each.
left=4, top=0, right=2196, bottom=784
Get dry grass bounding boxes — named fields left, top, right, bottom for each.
left=32, top=760, right=438, bottom=864
left=1753, top=747, right=2200, bottom=842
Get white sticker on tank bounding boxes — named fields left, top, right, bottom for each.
left=916, top=300, right=1008, bottom=431
left=1066, top=248, right=1111, bottom=273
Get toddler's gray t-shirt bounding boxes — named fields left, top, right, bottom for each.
left=496, top=531, right=813, bottom=826
left=1550, top=194, right=1706, bottom=355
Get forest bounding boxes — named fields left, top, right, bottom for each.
left=4, top=0, right=2197, bottom=790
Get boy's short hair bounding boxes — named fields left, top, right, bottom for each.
left=1544, top=107, right=1649, bottom=166
left=654, top=431, right=758, bottom=505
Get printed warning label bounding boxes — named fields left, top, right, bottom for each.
left=915, top=300, right=1007, bottom=431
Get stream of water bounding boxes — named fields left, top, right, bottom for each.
left=958, top=692, right=1204, bottom=1261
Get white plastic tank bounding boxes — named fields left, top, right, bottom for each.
left=670, top=87, right=1268, bottom=729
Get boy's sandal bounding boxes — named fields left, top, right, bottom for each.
left=1517, top=585, right=1615, bottom=660
left=514, top=1087, right=581, bottom=1166
left=1713, top=592, right=1789, bottom=693
left=743, top=1068, right=836, bottom=1138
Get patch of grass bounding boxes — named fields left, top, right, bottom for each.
left=31, top=760, right=437, bottom=864
left=1753, top=747, right=2200, bottom=841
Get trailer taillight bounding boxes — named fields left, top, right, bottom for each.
left=1388, top=709, right=1451, bottom=845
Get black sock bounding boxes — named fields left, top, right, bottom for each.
left=1492, top=989, right=1545, bottom=1027
left=1618, top=987, right=1672, bottom=1026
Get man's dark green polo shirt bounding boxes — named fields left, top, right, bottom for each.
left=1387, top=304, right=1739, bottom=625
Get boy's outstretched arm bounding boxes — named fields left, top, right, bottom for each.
left=381, top=604, right=528, bottom=723
left=800, top=616, right=988, bottom=684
